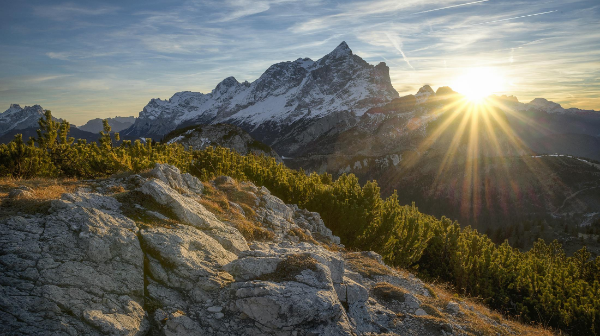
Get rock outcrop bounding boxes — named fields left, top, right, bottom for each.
left=162, top=124, right=282, bottom=162
left=0, top=164, right=531, bottom=335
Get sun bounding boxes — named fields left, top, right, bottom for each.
left=452, top=67, right=505, bottom=102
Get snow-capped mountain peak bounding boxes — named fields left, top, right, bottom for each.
left=123, top=42, right=399, bottom=155
left=326, top=41, right=352, bottom=59
left=528, top=98, right=565, bottom=114
left=212, top=76, right=241, bottom=96
left=0, top=104, right=46, bottom=137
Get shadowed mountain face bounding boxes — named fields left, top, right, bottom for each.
left=121, top=42, right=398, bottom=155
left=162, top=124, right=282, bottom=162
left=0, top=126, right=100, bottom=144
left=78, top=116, right=136, bottom=133
left=286, top=87, right=600, bottom=230
left=489, top=96, right=600, bottom=161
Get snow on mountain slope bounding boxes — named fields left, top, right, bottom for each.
left=122, top=42, right=399, bottom=155
left=0, top=104, right=46, bottom=137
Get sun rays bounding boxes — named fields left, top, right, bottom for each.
left=396, top=91, right=568, bottom=224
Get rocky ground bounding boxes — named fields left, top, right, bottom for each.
left=0, top=164, right=553, bottom=335
left=162, top=124, right=282, bottom=162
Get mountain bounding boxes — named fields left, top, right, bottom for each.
left=0, top=125, right=101, bottom=144
left=0, top=104, right=101, bottom=144
left=122, top=42, right=398, bottom=155
left=162, top=124, right=282, bottom=162
left=0, top=104, right=46, bottom=137
left=286, top=85, right=600, bottom=234
left=490, top=95, right=600, bottom=160
left=78, top=116, right=136, bottom=133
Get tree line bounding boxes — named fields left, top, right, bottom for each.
left=1, top=111, right=599, bottom=335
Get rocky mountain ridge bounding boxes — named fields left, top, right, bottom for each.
left=121, top=42, right=399, bottom=155
left=0, top=164, right=546, bottom=335
left=284, top=86, right=600, bottom=232
left=0, top=104, right=47, bottom=137
left=78, top=116, right=136, bottom=133
left=162, top=124, right=282, bottom=162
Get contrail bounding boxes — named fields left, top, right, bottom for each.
left=436, top=10, right=559, bottom=32
left=412, top=0, right=490, bottom=15
left=385, top=32, right=414, bottom=69
left=470, top=10, right=558, bottom=26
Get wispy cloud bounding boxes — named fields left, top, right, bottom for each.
left=32, top=3, right=119, bottom=20
left=24, top=74, right=73, bottom=83
left=292, top=0, right=469, bottom=33
left=1, top=0, right=599, bottom=124
left=46, top=52, right=71, bottom=61
left=213, top=0, right=272, bottom=22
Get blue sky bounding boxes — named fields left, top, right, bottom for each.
left=1, top=0, right=599, bottom=125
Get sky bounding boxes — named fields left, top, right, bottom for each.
left=0, top=0, right=599, bottom=125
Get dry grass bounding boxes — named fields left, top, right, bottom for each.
left=0, top=177, right=86, bottom=218
left=415, top=281, right=558, bottom=336
left=345, top=253, right=394, bottom=279
left=372, top=282, right=406, bottom=303
left=259, top=254, right=319, bottom=282
left=287, top=227, right=319, bottom=244
left=200, top=180, right=274, bottom=241
left=211, top=180, right=258, bottom=213
left=108, top=185, right=126, bottom=194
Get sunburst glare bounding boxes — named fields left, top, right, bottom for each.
left=452, top=67, right=505, bottom=102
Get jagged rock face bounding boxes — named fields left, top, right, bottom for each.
left=414, top=85, right=434, bottom=104
left=163, top=124, right=282, bottom=162
left=122, top=42, right=399, bottom=155
left=0, top=104, right=46, bottom=137
left=0, top=192, right=149, bottom=335
left=78, top=116, right=136, bottom=133
left=0, top=164, right=552, bottom=335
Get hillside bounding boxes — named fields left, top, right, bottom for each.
left=2, top=116, right=600, bottom=334
left=78, top=116, right=136, bottom=133
left=0, top=125, right=101, bottom=144
left=284, top=86, right=600, bottom=237
left=162, top=124, right=282, bottom=162
left=0, top=164, right=555, bottom=336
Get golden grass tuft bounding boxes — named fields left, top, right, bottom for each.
left=287, top=227, right=319, bottom=244
left=0, top=177, right=85, bottom=218
left=372, top=282, right=406, bottom=303
left=415, top=281, right=558, bottom=336
left=199, top=180, right=274, bottom=242
left=345, top=252, right=394, bottom=279
left=259, top=254, right=319, bottom=282
left=108, top=185, right=126, bottom=194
